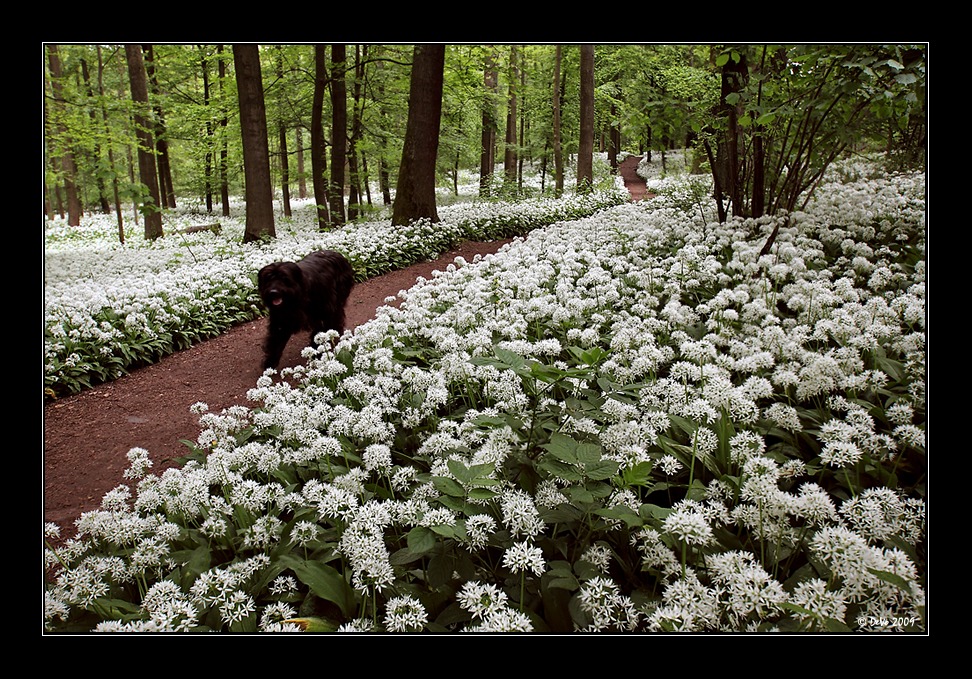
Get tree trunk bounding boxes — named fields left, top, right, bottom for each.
left=504, top=45, right=518, bottom=190
left=217, top=45, right=231, bottom=217
left=200, top=46, right=214, bottom=214
left=479, top=48, right=498, bottom=197
left=608, top=98, right=621, bottom=173
left=124, top=44, right=164, bottom=240
left=233, top=44, right=275, bottom=243
left=276, top=49, right=291, bottom=218
left=78, top=58, right=112, bottom=214
left=577, top=44, right=595, bottom=192
left=392, top=44, right=445, bottom=226
left=311, top=45, right=331, bottom=230
left=552, top=45, right=564, bottom=197
left=142, top=45, right=176, bottom=209
left=347, top=45, right=366, bottom=220
left=719, top=49, right=748, bottom=217
left=96, top=46, right=125, bottom=242
left=329, top=44, right=347, bottom=225
left=46, top=45, right=83, bottom=227
left=296, top=127, right=307, bottom=199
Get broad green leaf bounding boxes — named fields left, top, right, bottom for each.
left=433, top=475, right=466, bottom=498
left=584, top=459, right=620, bottom=480
left=407, top=526, right=437, bottom=554
left=279, top=555, right=355, bottom=618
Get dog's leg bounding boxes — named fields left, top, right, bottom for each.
left=263, top=323, right=293, bottom=370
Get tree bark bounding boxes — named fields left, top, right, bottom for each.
left=347, top=45, right=366, bottom=220
left=479, top=47, right=497, bottom=197
left=329, top=44, right=347, bottom=225
left=96, top=46, right=125, bottom=242
left=577, top=45, right=595, bottom=192
left=392, top=44, right=445, bottom=226
left=553, top=45, right=564, bottom=197
left=276, top=48, right=291, bottom=218
left=232, top=44, right=275, bottom=243
left=504, top=45, right=518, bottom=190
left=199, top=46, right=214, bottom=214
left=143, top=45, right=176, bottom=209
left=46, top=45, right=83, bottom=227
left=124, top=44, right=164, bottom=240
left=311, top=45, right=331, bottom=229
left=217, top=45, right=231, bottom=217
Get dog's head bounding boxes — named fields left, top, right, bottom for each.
left=258, top=261, right=304, bottom=309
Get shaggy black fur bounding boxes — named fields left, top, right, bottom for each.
left=257, top=250, right=354, bottom=370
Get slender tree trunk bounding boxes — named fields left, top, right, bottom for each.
left=392, top=44, right=445, bottom=226
left=78, top=58, right=111, bottom=213
left=553, top=45, right=564, bottom=197
left=279, top=122, right=291, bottom=217
left=296, top=127, right=307, bottom=199
left=276, top=48, right=291, bottom=218
left=96, top=46, right=125, bottom=242
left=125, top=44, right=164, bottom=239
left=608, top=100, right=621, bottom=173
left=518, top=62, right=526, bottom=191
left=329, top=44, right=347, bottom=225
left=46, top=45, right=83, bottom=227
left=719, top=49, right=748, bottom=217
left=143, top=45, right=176, bottom=209
left=217, top=45, right=231, bottom=216
left=233, top=44, right=275, bottom=243
left=312, top=45, right=331, bottom=229
left=577, top=44, right=595, bottom=192
left=504, top=45, right=518, bottom=190
left=200, top=46, right=214, bottom=214
left=347, top=45, right=366, bottom=220
left=750, top=46, right=768, bottom=218
left=380, top=155, right=391, bottom=205
left=479, top=47, right=497, bottom=196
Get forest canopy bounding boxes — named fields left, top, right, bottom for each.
left=44, top=44, right=926, bottom=238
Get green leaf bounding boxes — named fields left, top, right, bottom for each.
left=867, top=567, right=913, bottom=593
left=407, top=526, right=438, bottom=555
left=621, top=461, right=654, bottom=488
left=278, top=555, right=355, bottom=618
left=584, top=459, right=620, bottom=480
left=433, top=475, right=466, bottom=498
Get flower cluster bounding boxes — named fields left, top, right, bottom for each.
left=45, top=153, right=925, bottom=633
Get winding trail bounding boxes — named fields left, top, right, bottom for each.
left=43, top=160, right=650, bottom=538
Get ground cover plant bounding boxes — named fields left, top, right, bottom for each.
left=44, top=155, right=926, bottom=633
left=44, top=168, right=626, bottom=399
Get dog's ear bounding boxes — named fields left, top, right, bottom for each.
left=283, top=262, right=303, bottom=282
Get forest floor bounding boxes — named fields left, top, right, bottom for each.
left=43, top=155, right=649, bottom=540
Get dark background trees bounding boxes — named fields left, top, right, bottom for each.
left=44, top=43, right=926, bottom=243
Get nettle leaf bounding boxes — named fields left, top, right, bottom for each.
left=540, top=456, right=584, bottom=482
left=433, top=475, right=466, bottom=498
left=447, top=458, right=497, bottom=486
left=584, top=459, right=620, bottom=481
left=542, top=432, right=580, bottom=464
left=621, top=461, right=654, bottom=488
left=407, top=526, right=438, bottom=554
left=576, top=442, right=603, bottom=465
left=596, top=505, right=643, bottom=528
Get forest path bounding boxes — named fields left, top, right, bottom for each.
left=43, top=158, right=649, bottom=538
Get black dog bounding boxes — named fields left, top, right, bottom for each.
left=257, top=250, right=354, bottom=370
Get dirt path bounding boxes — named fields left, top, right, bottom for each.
left=43, top=160, right=648, bottom=538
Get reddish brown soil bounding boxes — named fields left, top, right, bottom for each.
left=43, top=161, right=648, bottom=540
